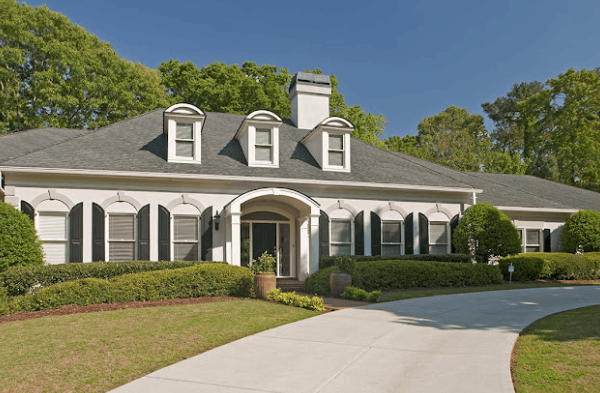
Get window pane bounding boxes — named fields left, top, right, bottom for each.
left=42, top=242, right=67, bottom=264
left=430, top=223, right=448, bottom=244
left=109, top=215, right=135, bottom=240
left=176, top=141, right=194, bottom=157
left=382, top=244, right=401, bottom=256
left=241, top=222, right=250, bottom=267
left=429, top=245, right=447, bottom=255
left=382, top=222, right=401, bottom=243
left=331, top=244, right=352, bottom=256
left=328, top=151, right=344, bottom=166
left=331, top=221, right=351, bottom=243
left=255, top=146, right=272, bottom=162
left=526, top=230, right=540, bottom=245
left=526, top=246, right=540, bottom=253
left=38, top=213, right=67, bottom=240
left=174, top=216, right=198, bottom=241
left=174, top=243, right=198, bottom=261
left=329, top=134, right=343, bottom=150
left=176, top=123, right=193, bottom=140
left=109, top=242, right=135, bottom=261
left=255, top=128, right=271, bottom=145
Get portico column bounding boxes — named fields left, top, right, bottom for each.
left=310, top=212, right=320, bottom=275
left=230, top=211, right=241, bottom=266
left=298, top=216, right=310, bottom=281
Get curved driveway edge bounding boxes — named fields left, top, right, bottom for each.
left=110, top=286, right=600, bottom=393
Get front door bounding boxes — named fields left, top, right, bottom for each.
left=241, top=221, right=293, bottom=277
left=252, top=223, right=277, bottom=261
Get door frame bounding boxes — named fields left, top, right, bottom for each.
left=241, top=219, right=295, bottom=278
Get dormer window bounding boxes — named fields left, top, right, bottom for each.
left=328, top=134, right=344, bottom=167
left=164, top=103, right=205, bottom=164
left=301, top=117, right=354, bottom=172
left=235, top=110, right=282, bottom=168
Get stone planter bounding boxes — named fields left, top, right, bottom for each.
left=254, top=273, right=276, bottom=299
left=330, top=271, right=352, bottom=297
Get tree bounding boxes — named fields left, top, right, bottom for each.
left=0, top=201, right=44, bottom=273
left=453, top=203, right=522, bottom=263
left=560, top=210, right=600, bottom=253
left=0, top=1, right=168, bottom=133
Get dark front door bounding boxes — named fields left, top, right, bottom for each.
left=252, top=223, right=277, bottom=261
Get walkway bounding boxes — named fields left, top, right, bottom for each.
left=111, top=286, right=600, bottom=393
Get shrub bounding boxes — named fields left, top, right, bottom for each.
left=334, top=255, right=355, bottom=274
left=0, top=201, right=44, bottom=273
left=304, top=260, right=503, bottom=295
left=340, top=286, right=381, bottom=302
left=266, top=288, right=325, bottom=311
left=498, top=253, right=600, bottom=281
left=248, top=252, right=276, bottom=274
left=497, top=255, right=547, bottom=282
left=453, top=203, right=521, bottom=263
left=560, top=210, right=600, bottom=253
left=20, top=278, right=115, bottom=311
left=1, top=260, right=213, bottom=296
left=319, top=253, right=476, bottom=269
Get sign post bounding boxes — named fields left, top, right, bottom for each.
left=508, top=263, right=514, bottom=283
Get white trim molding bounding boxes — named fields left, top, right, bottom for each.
left=166, top=194, right=206, bottom=213
left=375, top=201, right=408, bottom=220
left=31, top=189, right=75, bottom=210
left=324, top=199, right=358, bottom=218
left=424, top=204, right=453, bottom=220
left=100, top=192, right=141, bottom=212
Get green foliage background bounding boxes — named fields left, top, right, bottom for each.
left=560, top=210, right=600, bottom=253
left=0, top=201, right=44, bottom=273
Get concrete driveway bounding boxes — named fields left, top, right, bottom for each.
left=111, top=286, right=600, bottom=393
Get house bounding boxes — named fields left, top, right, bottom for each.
left=1, top=72, right=599, bottom=281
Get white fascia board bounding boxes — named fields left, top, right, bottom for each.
left=0, top=166, right=483, bottom=194
left=495, top=206, right=578, bottom=214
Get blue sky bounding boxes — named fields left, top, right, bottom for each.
left=27, top=0, right=600, bottom=138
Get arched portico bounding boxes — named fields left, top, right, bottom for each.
left=223, top=188, right=321, bottom=281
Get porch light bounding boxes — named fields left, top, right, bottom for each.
left=214, top=210, right=221, bottom=230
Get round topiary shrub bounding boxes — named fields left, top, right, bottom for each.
left=0, top=201, right=44, bottom=273
left=560, top=210, right=600, bottom=253
left=453, top=202, right=521, bottom=263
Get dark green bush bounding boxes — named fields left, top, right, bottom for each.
left=498, top=253, right=600, bottom=281
left=497, top=255, right=548, bottom=282
left=21, top=278, right=115, bottom=311
left=304, top=260, right=503, bottom=295
left=319, top=253, right=475, bottom=269
left=560, top=210, right=600, bottom=253
left=340, top=286, right=381, bottom=302
left=453, top=203, right=521, bottom=263
left=0, top=201, right=44, bottom=273
left=1, top=260, right=214, bottom=296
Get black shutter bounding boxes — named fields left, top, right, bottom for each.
left=371, top=211, right=381, bottom=256
left=405, top=213, right=414, bottom=255
left=319, top=210, right=329, bottom=258
left=201, top=207, right=213, bottom=261
left=544, top=229, right=551, bottom=252
left=354, top=211, right=364, bottom=255
left=21, top=201, right=35, bottom=222
left=69, top=202, right=83, bottom=262
left=450, top=214, right=459, bottom=253
left=137, top=205, right=150, bottom=261
left=92, top=203, right=105, bottom=261
left=158, top=205, right=170, bottom=261
left=419, top=213, right=429, bottom=255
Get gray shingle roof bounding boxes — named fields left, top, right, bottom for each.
left=0, top=127, right=88, bottom=163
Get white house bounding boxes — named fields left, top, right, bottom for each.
left=1, top=72, right=599, bottom=281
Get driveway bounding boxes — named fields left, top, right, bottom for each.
left=111, top=286, right=600, bottom=393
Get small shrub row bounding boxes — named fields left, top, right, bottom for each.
left=319, top=254, right=476, bottom=269
left=340, top=286, right=381, bottom=302
left=498, top=252, right=600, bottom=281
left=266, top=288, right=325, bottom=312
left=2, top=263, right=253, bottom=314
left=1, top=260, right=215, bottom=296
left=304, top=260, right=502, bottom=294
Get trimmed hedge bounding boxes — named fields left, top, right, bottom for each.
left=319, top=254, right=476, bottom=270
left=498, top=253, right=600, bottom=281
left=266, top=288, right=325, bottom=311
left=304, top=260, right=503, bottom=294
left=1, top=260, right=215, bottom=296
left=560, top=210, right=600, bottom=253
left=4, top=263, right=254, bottom=314
left=341, top=286, right=381, bottom=302
left=0, top=201, right=44, bottom=273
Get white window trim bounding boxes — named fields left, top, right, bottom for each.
left=323, top=131, right=351, bottom=172
left=106, top=212, right=137, bottom=262
left=240, top=219, right=295, bottom=278
left=247, top=125, right=280, bottom=168
left=518, top=228, right=543, bottom=253
left=37, top=211, right=69, bottom=264
left=329, top=218, right=354, bottom=256
left=429, top=221, right=450, bottom=254
left=166, top=115, right=203, bottom=164
left=381, top=220, right=404, bottom=256
left=327, top=133, right=345, bottom=167
left=253, top=128, right=275, bottom=165
left=171, top=214, right=201, bottom=261
left=174, top=122, right=195, bottom=159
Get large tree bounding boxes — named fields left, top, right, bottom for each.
left=0, top=1, right=168, bottom=133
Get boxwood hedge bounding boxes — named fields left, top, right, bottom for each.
left=319, top=253, right=476, bottom=270
left=498, top=252, right=600, bottom=281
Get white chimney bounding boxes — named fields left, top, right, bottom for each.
left=288, top=72, right=332, bottom=129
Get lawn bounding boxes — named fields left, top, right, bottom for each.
left=0, top=299, right=317, bottom=393
left=512, top=305, right=600, bottom=393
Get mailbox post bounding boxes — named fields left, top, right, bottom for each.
left=508, top=263, right=514, bottom=283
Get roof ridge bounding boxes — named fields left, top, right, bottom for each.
left=0, top=126, right=81, bottom=139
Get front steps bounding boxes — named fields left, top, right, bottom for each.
left=276, top=279, right=304, bottom=292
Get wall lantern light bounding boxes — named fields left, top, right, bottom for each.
left=214, top=210, right=221, bottom=230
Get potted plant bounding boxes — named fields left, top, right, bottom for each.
left=249, top=251, right=277, bottom=299
left=330, top=255, right=354, bottom=297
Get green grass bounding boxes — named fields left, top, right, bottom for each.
left=380, top=282, right=600, bottom=302
left=512, top=305, right=600, bottom=393
left=0, top=300, right=317, bottom=393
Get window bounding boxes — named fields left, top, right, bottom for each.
left=328, top=134, right=344, bottom=167
left=108, top=214, right=135, bottom=261
left=175, top=122, right=194, bottom=158
left=330, top=219, right=352, bottom=255
left=173, top=216, right=199, bottom=261
left=518, top=228, right=541, bottom=253
left=429, top=222, right=449, bottom=254
left=382, top=221, right=403, bottom=256
left=38, top=212, right=68, bottom=264
left=255, top=128, right=273, bottom=163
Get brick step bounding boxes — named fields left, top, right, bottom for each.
left=276, top=279, right=304, bottom=292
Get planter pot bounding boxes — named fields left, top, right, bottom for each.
left=330, top=271, right=352, bottom=298
left=254, top=273, right=276, bottom=299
